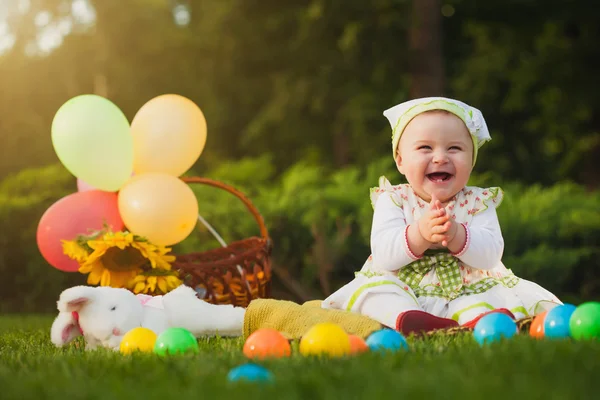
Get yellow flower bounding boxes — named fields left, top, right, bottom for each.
left=128, top=273, right=182, bottom=295
left=61, top=240, right=89, bottom=263
left=132, top=241, right=175, bottom=270
left=102, top=231, right=134, bottom=249
left=79, top=259, right=140, bottom=288
left=62, top=227, right=178, bottom=292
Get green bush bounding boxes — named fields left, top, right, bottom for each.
left=0, top=159, right=598, bottom=312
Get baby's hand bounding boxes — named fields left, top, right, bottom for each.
left=418, top=195, right=452, bottom=243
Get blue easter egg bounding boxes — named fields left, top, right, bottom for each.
left=365, top=329, right=408, bottom=352
left=227, top=364, right=273, bottom=383
left=473, top=313, right=518, bottom=345
left=544, top=303, right=577, bottom=339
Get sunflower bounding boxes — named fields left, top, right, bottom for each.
left=128, top=271, right=182, bottom=295
left=62, top=228, right=178, bottom=292
left=61, top=240, right=89, bottom=263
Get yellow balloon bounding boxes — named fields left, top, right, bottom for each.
left=120, top=327, right=157, bottom=354
left=118, top=173, right=199, bottom=246
left=299, top=323, right=351, bottom=357
left=131, top=94, right=207, bottom=177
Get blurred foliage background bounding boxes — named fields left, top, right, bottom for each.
left=0, top=0, right=598, bottom=312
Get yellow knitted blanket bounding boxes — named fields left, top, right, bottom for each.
left=242, top=299, right=383, bottom=340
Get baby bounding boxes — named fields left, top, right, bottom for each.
left=322, top=97, right=562, bottom=335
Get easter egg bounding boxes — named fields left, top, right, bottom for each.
left=544, top=304, right=576, bottom=339
left=227, top=364, right=274, bottom=383
left=365, top=329, right=408, bottom=352
left=348, top=334, right=369, bottom=354
left=529, top=311, right=548, bottom=339
left=569, top=302, right=600, bottom=340
left=243, top=328, right=291, bottom=359
left=120, top=327, right=157, bottom=354
left=299, top=323, right=351, bottom=357
left=473, top=313, right=517, bottom=345
left=154, top=327, right=199, bottom=356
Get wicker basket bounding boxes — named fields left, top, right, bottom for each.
left=171, top=177, right=272, bottom=307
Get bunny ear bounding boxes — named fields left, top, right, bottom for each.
left=57, top=285, right=96, bottom=313
left=50, top=311, right=82, bottom=347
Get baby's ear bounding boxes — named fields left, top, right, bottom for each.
left=395, top=154, right=404, bottom=174
left=57, top=285, right=96, bottom=313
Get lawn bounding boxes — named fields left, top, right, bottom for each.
left=0, top=315, right=598, bottom=400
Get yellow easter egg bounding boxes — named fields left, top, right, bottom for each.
left=120, top=327, right=158, bottom=354
left=299, top=323, right=351, bottom=357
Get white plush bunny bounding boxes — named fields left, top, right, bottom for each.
left=50, top=284, right=246, bottom=351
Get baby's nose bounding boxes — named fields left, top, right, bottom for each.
left=433, top=152, right=449, bottom=163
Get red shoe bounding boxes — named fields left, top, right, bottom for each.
left=396, top=310, right=459, bottom=336
left=462, top=308, right=515, bottom=329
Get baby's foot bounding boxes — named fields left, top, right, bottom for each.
left=396, top=310, right=459, bottom=336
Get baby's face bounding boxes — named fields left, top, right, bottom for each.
left=395, top=111, right=474, bottom=203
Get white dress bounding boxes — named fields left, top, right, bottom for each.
left=322, top=177, right=562, bottom=327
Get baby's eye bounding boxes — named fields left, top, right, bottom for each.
left=449, top=146, right=462, bottom=151
left=418, top=145, right=432, bottom=150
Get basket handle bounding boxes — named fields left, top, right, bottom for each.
left=180, top=177, right=270, bottom=241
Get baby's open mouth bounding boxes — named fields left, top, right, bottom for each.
left=427, top=172, right=452, bottom=182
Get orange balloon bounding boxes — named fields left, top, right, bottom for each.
left=348, top=334, right=369, bottom=354
left=131, top=94, right=207, bottom=177
left=118, top=173, right=198, bottom=246
left=529, top=311, right=548, bottom=339
left=243, top=328, right=291, bottom=359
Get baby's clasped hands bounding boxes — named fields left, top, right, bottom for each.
left=418, top=194, right=457, bottom=247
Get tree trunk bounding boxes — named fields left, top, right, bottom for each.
left=409, top=0, right=444, bottom=98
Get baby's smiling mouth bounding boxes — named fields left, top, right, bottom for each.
left=427, top=172, right=453, bottom=182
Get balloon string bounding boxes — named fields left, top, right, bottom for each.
left=197, top=214, right=227, bottom=248
left=196, top=214, right=244, bottom=276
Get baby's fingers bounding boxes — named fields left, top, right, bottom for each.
left=430, top=233, right=446, bottom=243
left=430, top=215, right=450, bottom=227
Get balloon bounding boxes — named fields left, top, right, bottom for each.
left=51, top=94, right=133, bottom=191
left=36, top=190, right=124, bottom=272
left=118, top=173, right=198, bottom=246
left=76, top=178, right=96, bottom=192
left=130, top=94, right=207, bottom=177
left=78, top=172, right=135, bottom=192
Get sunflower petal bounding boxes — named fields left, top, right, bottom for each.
left=100, top=269, right=111, bottom=286
left=157, top=277, right=167, bottom=294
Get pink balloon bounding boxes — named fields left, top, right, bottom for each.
left=77, top=178, right=96, bottom=192
left=36, top=190, right=124, bottom=272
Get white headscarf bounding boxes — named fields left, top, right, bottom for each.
left=383, top=97, right=491, bottom=165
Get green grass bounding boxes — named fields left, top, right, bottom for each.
left=1, top=315, right=599, bottom=400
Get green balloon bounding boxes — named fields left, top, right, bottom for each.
left=569, top=302, right=600, bottom=340
left=51, top=94, right=133, bottom=192
left=153, top=327, right=199, bottom=356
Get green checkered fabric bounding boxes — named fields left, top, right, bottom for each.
left=397, top=251, right=520, bottom=300
left=398, top=252, right=463, bottom=300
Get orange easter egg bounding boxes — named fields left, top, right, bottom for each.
left=529, top=311, right=548, bottom=339
left=243, top=328, right=292, bottom=359
left=348, top=334, right=369, bottom=354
